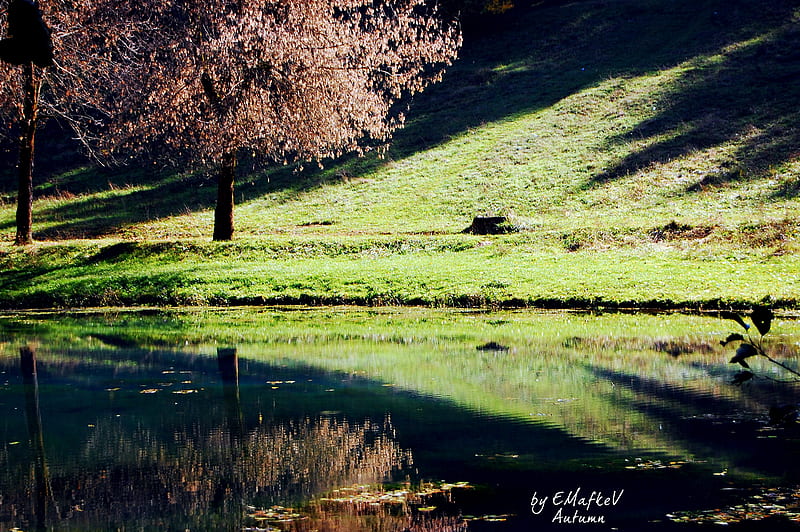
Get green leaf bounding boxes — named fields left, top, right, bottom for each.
left=751, top=306, right=773, bottom=336
left=720, top=333, right=745, bottom=346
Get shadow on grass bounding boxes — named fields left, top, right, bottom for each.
left=3, top=0, right=797, bottom=239
left=590, top=12, right=800, bottom=193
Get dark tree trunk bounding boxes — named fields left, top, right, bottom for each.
left=14, top=63, right=39, bottom=246
left=213, top=151, right=237, bottom=241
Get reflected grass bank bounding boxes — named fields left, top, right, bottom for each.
left=1, top=307, right=799, bottom=530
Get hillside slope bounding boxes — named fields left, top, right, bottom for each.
left=1, top=0, right=799, bottom=309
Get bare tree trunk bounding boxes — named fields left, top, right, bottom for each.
left=213, top=151, right=237, bottom=241
left=15, top=63, right=40, bottom=246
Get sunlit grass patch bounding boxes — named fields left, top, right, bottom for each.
left=1, top=0, right=799, bottom=309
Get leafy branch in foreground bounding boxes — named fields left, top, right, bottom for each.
left=720, top=306, right=800, bottom=385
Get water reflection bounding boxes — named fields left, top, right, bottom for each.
left=2, top=345, right=412, bottom=530
left=218, top=347, right=244, bottom=441
left=66, top=416, right=409, bottom=530
left=20, top=346, right=53, bottom=532
left=0, top=309, right=799, bottom=530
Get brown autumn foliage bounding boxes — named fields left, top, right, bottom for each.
left=0, top=0, right=162, bottom=244
left=1, top=1, right=460, bottom=243
left=101, top=0, right=462, bottom=240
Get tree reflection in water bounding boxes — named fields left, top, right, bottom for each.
left=44, top=416, right=411, bottom=529
left=2, top=344, right=414, bottom=531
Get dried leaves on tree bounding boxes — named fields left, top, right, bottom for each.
left=104, top=0, right=462, bottom=166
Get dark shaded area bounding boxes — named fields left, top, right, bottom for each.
left=0, top=121, right=92, bottom=184
left=0, top=166, right=213, bottom=239
left=0, top=0, right=53, bottom=67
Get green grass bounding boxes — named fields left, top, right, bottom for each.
left=1, top=0, right=799, bottom=309
left=0, top=236, right=796, bottom=309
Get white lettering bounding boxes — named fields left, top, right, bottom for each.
left=530, top=492, right=549, bottom=515
left=532, top=486, right=623, bottom=524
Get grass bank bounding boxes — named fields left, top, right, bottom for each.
left=1, top=0, right=799, bottom=310
left=0, top=236, right=796, bottom=309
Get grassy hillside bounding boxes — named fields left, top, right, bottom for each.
left=1, top=0, right=799, bottom=309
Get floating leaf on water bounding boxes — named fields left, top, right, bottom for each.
left=247, top=505, right=304, bottom=524
left=464, top=513, right=515, bottom=522
left=439, top=481, right=472, bottom=490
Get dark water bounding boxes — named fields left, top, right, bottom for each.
left=1, top=308, right=799, bottom=531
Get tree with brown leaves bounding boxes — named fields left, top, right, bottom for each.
left=107, top=0, right=461, bottom=241
left=0, top=0, right=159, bottom=245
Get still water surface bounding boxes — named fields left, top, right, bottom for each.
left=1, top=308, right=799, bottom=531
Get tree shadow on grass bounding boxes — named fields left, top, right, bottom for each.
left=3, top=0, right=798, bottom=239
left=0, top=166, right=216, bottom=239
left=590, top=14, right=800, bottom=194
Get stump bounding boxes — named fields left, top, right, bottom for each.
left=463, top=216, right=515, bottom=235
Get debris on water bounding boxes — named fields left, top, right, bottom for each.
left=667, top=486, right=800, bottom=524
left=623, top=458, right=697, bottom=470
left=244, top=481, right=477, bottom=529
left=465, top=513, right=515, bottom=522
left=319, top=480, right=473, bottom=506
left=248, top=505, right=303, bottom=523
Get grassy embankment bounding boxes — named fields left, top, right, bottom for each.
left=1, top=0, right=799, bottom=309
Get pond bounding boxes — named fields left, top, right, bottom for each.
left=1, top=307, right=799, bottom=531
